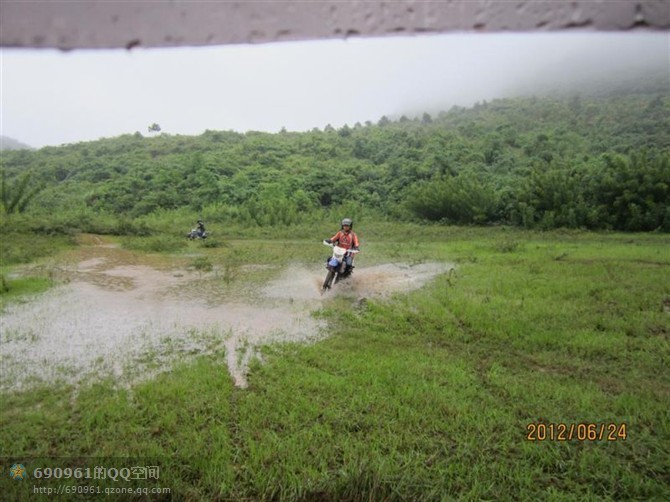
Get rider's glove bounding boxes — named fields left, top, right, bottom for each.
left=324, top=239, right=332, bottom=244
left=352, top=246, right=359, bottom=251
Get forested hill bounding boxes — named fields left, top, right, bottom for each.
left=1, top=85, right=669, bottom=232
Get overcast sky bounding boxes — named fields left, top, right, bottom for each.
left=1, top=32, right=668, bottom=149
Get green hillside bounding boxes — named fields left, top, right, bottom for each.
left=2, top=83, right=668, bottom=232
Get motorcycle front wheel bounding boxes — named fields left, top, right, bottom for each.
left=322, top=269, right=336, bottom=292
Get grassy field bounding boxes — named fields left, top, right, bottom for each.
left=1, top=226, right=669, bottom=500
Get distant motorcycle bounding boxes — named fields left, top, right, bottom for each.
left=187, top=228, right=208, bottom=240
left=321, top=241, right=359, bottom=293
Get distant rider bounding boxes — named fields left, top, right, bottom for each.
left=196, top=219, right=206, bottom=238
left=324, top=218, right=360, bottom=271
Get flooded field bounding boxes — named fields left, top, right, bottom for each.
left=1, top=242, right=452, bottom=390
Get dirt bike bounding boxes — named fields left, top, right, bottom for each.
left=187, top=228, right=208, bottom=240
left=321, top=241, right=359, bottom=293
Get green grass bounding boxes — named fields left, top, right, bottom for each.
left=1, top=227, right=668, bottom=500
left=0, top=232, right=74, bottom=310
left=0, top=232, right=75, bottom=267
left=120, top=234, right=188, bottom=253
left=0, top=275, right=54, bottom=311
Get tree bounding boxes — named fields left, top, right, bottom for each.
left=338, top=124, right=351, bottom=137
left=1, top=170, right=43, bottom=214
left=407, top=171, right=499, bottom=224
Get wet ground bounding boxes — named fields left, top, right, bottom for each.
left=1, top=241, right=453, bottom=390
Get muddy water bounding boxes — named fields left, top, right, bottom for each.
left=1, top=246, right=452, bottom=390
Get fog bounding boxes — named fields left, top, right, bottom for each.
left=1, top=32, right=668, bottom=148
left=394, top=32, right=668, bottom=118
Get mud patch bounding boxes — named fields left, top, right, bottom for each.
left=1, top=248, right=452, bottom=391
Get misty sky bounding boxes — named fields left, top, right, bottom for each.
left=1, top=32, right=668, bottom=149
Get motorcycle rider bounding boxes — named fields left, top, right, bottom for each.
left=324, top=218, right=360, bottom=272
left=196, top=219, right=206, bottom=238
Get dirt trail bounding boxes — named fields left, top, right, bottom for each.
left=1, top=243, right=452, bottom=390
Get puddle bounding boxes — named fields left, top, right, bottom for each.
left=0, top=276, right=321, bottom=390
left=1, top=245, right=453, bottom=391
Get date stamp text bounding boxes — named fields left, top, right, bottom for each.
left=526, top=422, right=628, bottom=442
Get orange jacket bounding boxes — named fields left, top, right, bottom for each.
left=329, top=230, right=359, bottom=250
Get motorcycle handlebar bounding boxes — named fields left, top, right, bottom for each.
left=323, top=241, right=360, bottom=253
